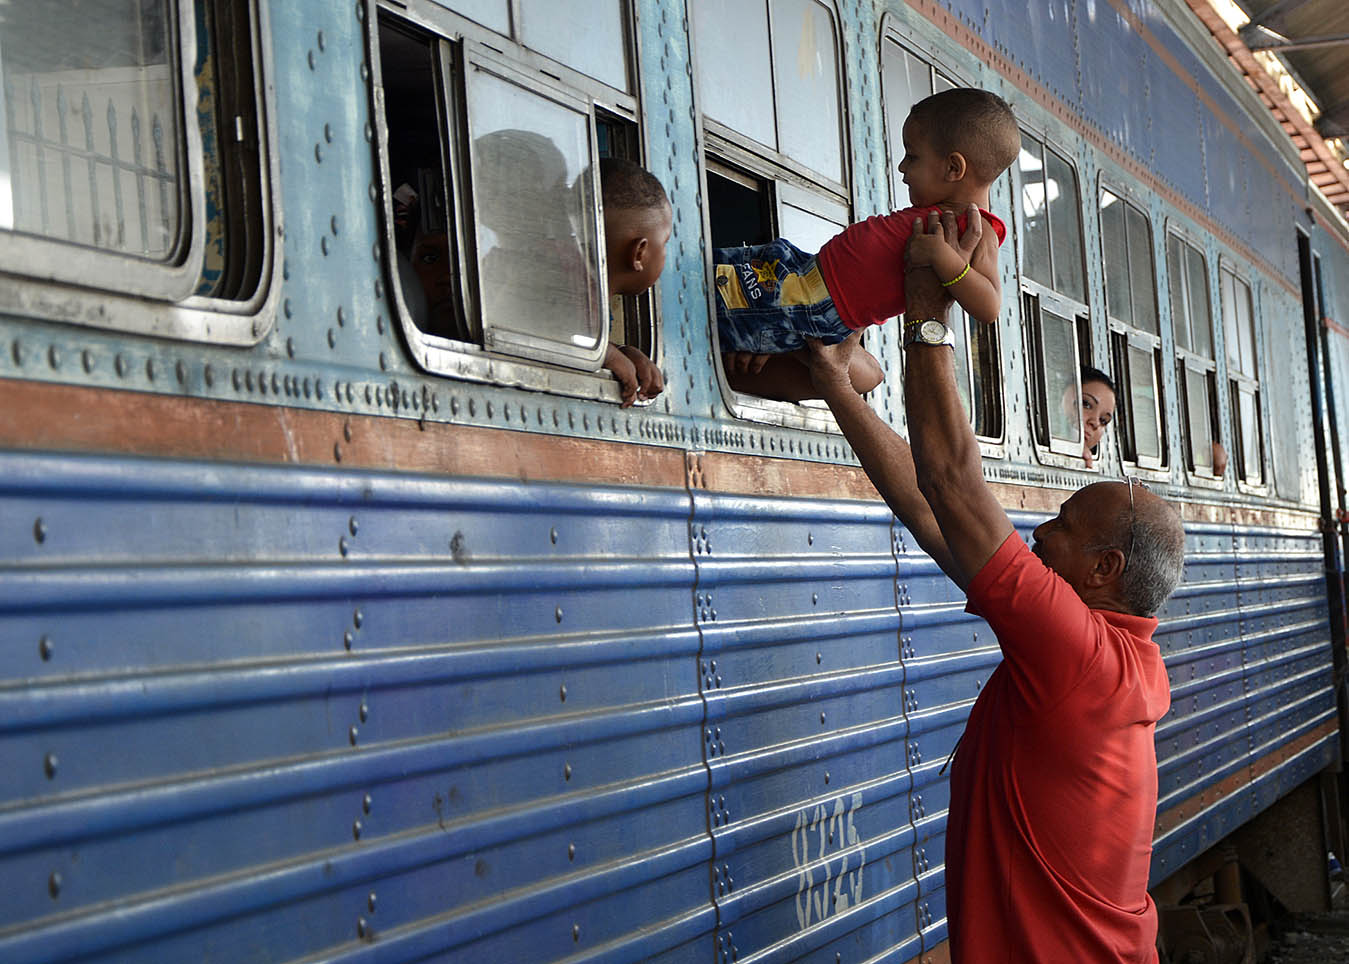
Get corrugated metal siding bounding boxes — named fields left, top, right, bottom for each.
left=0, top=450, right=709, bottom=963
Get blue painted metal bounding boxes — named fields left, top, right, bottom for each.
left=0, top=0, right=1345, bottom=960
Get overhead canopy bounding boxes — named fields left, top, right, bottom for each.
left=1189, top=0, right=1349, bottom=217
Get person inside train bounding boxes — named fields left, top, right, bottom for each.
left=599, top=156, right=670, bottom=407
left=712, top=87, right=1019, bottom=401
left=804, top=207, right=1185, bottom=963
left=1058, top=366, right=1117, bottom=468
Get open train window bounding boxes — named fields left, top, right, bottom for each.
left=1167, top=229, right=1221, bottom=480
left=1220, top=265, right=1264, bottom=487
left=0, top=0, right=276, bottom=341
left=1099, top=186, right=1164, bottom=471
left=371, top=0, right=653, bottom=402
left=1017, top=131, right=1090, bottom=465
left=692, top=0, right=851, bottom=423
left=881, top=38, right=1004, bottom=444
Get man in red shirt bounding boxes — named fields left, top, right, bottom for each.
left=805, top=208, right=1185, bottom=963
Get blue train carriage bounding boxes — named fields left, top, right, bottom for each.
left=0, top=0, right=1346, bottom=962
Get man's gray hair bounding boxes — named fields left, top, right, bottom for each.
left=1119, top=507, right=1186, bottom=616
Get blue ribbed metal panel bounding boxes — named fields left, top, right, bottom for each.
left=0, top=450, right=711, bottom=963
left=688, top=489, right=924, bottom=963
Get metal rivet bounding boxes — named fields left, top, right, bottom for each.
left=48, top=872, right=61, bottom=899
left=145, top=357, right=156, bottom=381
left=560, top=684, right=567, bottom=702
left=324, top=123, right=333, bottom=144
left=33, top=518, right=47, bottom=544
left=812, top=593, right=818, bottom=604
left=817, top=652, right=822, bottom=663
left=39, top=635, right=53, bottom=661
left=344, top=422, right=353, bottom=443
left=362, top=793, right=372, bottom=814
left=367, top=891, right=377, bottom=912
left=378, top=352, right=387, bottom=371
left=349, top=726, right=358, bottom=746
left=353, top=609, right=364, bottom=629
left=115, top=354, right=127, bottom=377
left=10, top=339, right=22, bottom=365
left=352, top=820, right=362, bottom=840
left=808, top=532, right=814, bottom=545
left=320, top=236, right=330, bottom=256
left=568, top=843, right=576, bottom=861
left=349, top=516, right=359, bottom=536
left=339, top=536, right=349, bottom=557
left=359, top=702, right=369, bottom=722
left=314, top=142, right=323, bottom=163
left=307, top=49, right=316, bottom=70
left=824, top=771, right=830, bottom=784
left=334, top=442, right=342, bottom=462
left=555, top=606, right=563, bottom=623
left=47, top=345, right=59, bottom=368
left=821, top=712, right=827, bottom=724
left=374, top=278, right=384, bottom=299
left=572, top=924, right=580, bottom=942
left=81, top=349, right=93, bottom=373
left=344, top=631, right=354, bottom=650
left=550, top=527, right=558, bottom=544
left=44, top=753, right=58, bottom=778
left=564, top=763, right=572, bottom=781
left=331, top=215, right=340, bottom=235
left=357, top=917, right=367, bottom=938
left=176, top=360, right=187, bottom=385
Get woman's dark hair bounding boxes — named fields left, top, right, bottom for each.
left=1080, top=366, right=1115, bottom=395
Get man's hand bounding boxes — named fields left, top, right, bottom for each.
left=803, top=333, right=859, bottom=397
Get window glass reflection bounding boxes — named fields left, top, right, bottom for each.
left=469, top=71, right=603, bottom=353
left=1, top=0, right=182, bottom=256
left=520, top=0, right=628, bottom=92
left=693, top=0, right=774, bottom=147
left=772, top=0, right=842, bottom=182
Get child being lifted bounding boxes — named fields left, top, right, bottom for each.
left=714, top=87, right=1020, bottom=401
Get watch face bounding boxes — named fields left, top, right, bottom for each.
left=919, top=320, right=948, bottom=343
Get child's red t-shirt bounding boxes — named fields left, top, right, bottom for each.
left=816, top=205, right=1006, bottom=329
left=948, top=533, right=1170, bottom=963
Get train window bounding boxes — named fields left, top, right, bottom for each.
left=1166, top=231, right=1221, bottom=478
left=1100, top=187, right=1163, bottom=469
left=0, top=1, right=276, bottom=338
left=1018, top=134, right=1086, bottom=303
left=1018, top=132, right=1088, bottom=462
left=1221, top=266, right=1264, bottom=485
left=694, top=0, right=844, bottom=187
left=373, top=1, right=651, bottom=396
left=881, top=38, right=1002, bottom=441
left=693, top=0, right=850, bottom=417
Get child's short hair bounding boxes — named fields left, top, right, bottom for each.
left=908, top=88, right=1020, bottom=183
left=600, top=157, right=669, bottom=212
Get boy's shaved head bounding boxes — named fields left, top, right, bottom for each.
left=600, top=156, right=669, bottom=212
left=908, top=88, right=1020, bottom=183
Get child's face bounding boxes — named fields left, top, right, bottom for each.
left=898, top=118, right=952, bottom=207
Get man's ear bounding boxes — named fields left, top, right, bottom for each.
left=945, top=151, right=969, bottom=182
left=1086, top=546, right=1126, bottom=588
left=627, top=235, right=650, bottom=272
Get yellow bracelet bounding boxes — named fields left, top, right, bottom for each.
left=940, top=263, right=971, bottom=287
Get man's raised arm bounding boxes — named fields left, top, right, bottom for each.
left=902, top=208, right=1014, bottom=589
left=805, top=336, right=960, bottom=583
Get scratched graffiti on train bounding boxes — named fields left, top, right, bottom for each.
left=792, top=792, right=865, bottom=929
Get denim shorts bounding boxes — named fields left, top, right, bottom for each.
left=713, top=239, right=852, bottom=354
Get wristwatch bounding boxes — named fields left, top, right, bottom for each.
left=903, top=318, right=955, bottom=348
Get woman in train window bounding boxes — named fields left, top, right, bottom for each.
left=1059, top=366, right=1116, bottom=468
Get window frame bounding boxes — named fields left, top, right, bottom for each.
left=1098, top=181, right=1165, bottom=473
left=369, top=0, right=657, bottom=404
left=0, top=0, right=281, bottom=344
left=692, top=0, right=852, bottom=431
left=880, top=32, right=1005, bottom=452
left=1015, top=127, right=1091, bottom=469
left=1219, top=259, right=1266, bottom=491
left=1165, top=223, right=1224, bottom=487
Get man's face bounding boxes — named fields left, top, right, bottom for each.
left=1031, top=485, right=1121, bottom=591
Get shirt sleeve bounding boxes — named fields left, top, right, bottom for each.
left=965, top=532, right=1104, bottom=710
